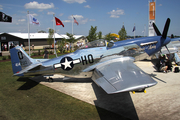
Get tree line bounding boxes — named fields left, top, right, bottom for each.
left=86, top=25, right=127, bottom=42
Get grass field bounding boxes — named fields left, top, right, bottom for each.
left=0, top=60, right=127, bottom=119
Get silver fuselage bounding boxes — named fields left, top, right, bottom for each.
left=24, top=37, right=162, bottom=78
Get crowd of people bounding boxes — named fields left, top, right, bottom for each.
left=64, top=42, right=84, bottom=51
left=1, top=43, right=25, bottom=51
left=1, top=43, right=7, bottom=51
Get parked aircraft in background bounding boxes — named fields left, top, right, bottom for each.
left=10, top=18, right=178, bottom=94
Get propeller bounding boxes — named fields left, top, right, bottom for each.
left=152, top=23, right=161, bottom=36
left=152, top=18, right=171, bottom=54
left=162, top=18, right=170, bottom=39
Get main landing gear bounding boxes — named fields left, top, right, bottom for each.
left=132, top=89, right=146, bottom=94
left=48, top=77, right=54, bottom=82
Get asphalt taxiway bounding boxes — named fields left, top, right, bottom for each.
left=32, top=60, right=180, bottom=120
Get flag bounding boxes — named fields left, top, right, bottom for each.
left=132, top=26, right=136, bottom=32
left=29, top=14, right=40, bottom=25
left=73, top=17, right=78, bottom=25
left=0, top=12, right=12, bottom=22
left=55, top=17, right=64, bottom=27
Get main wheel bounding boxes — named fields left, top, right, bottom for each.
left=48, top=78, right=53, bottom=82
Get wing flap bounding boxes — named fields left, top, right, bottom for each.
left=92, top=57, right=157, bottom=94
left=92, top=69, right=117, bottom=93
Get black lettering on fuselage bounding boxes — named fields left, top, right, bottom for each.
left=81, top=54, right=94, bottom=65
left=88, top=54, right=94, bottom=63
left=81, top=56, right=87, bottom=65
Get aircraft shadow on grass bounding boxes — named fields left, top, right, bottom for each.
left=17, top=76, right=139, bottom=120
left=92, top=82, right=139, bottom=120
left=17, top=77, right=39, bottom=90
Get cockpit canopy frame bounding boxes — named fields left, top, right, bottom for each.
left=79, top=39, right=107, bottom=49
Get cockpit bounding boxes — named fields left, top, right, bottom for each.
left=79, top=39, right=107, bottom=49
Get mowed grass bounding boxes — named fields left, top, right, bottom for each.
left=0, top=61, right=126, bottom=120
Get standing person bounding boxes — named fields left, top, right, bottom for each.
left=43, top=48, right=49, bottom=59
left=32, top=44, right=34, bottom=50
left=10, top=43, right=15, bottom=49
left=70, top=43, right=72, bottom=51
left=66, top=43, right=69, bottom=51
left=20, top=44, right=23, bottom=48
left=4, top=43, right=7, bottom=51
left=1, top=44, right=4, bottom=51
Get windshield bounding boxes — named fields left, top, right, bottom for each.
left=79, top=39, right=106, bottom=49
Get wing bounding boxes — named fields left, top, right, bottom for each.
left=91, top=57, right=157, bottom=94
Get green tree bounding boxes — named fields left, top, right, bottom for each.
left=58, top=38, right=66, bottom=53
left=66, top=33, right=76, bottom=44
left=118, top=26, right=127, bottom=41
left=105, top=33, right=111, bottom=41
left=47, top=28, right=54, bottom=48
left=87, top=26, right=97, bottom=42
left=98, top=31, right=102, bottom=39
left=66, top=32, right=77, bottom=52
left=104, top=33, right=114, bottom=41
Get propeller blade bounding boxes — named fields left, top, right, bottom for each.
left=162, top=18, right=170, bottom=39
left=165, top=45, right=170, bottom=54
left=153, top=23, right=161, bottom=36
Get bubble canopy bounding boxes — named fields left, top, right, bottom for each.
left=79, top=39, right=106, bottom=49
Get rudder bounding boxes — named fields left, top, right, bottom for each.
left=10, top=46, right=33, bottom=76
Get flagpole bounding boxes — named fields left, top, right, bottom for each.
left=144, top=24, right=146, bottom=37
left=27, top=11, right=30, bottom=56
left=134, top=23, right=135, bottom=39
left=72, top=14, right=73, bottom=35
left=53, top=14, right=57, bottom=57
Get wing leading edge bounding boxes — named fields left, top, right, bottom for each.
left=91, top=57, right=157, bottom=94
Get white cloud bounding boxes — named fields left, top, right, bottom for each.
left=31, top=13, right=38, bottom=16
left=47, top=12, right=55, bottom=15
left=84, top=5, right=90, bottom=8
left=66, top=15, right=88, bottom=24
left=81, top=18, right=88, bottom=24
left=69, top=15, right=84, bottom=20
left=159, top=4, right=162, bottom=6
left=63, top=20, right=71, bottom=23
left=59, top=13, right=64, bottom=16
left=89, top=19, right=95, bottom=21
left=63, top=0, right=86, bottom=4
left=24, top=1, right=54, bottom=9
left=0, top=5, right=3, bottom=10
left=108, top=9, right=124, bottom=18
left=18, top=19, right=26, bottom=22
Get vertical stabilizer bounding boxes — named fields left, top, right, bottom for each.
left=10, top=46, right=34, bottom=76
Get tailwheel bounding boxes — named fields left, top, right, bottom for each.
left=48, top=77, right=54, bottom=82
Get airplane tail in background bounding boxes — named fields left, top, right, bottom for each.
left=10, top=46, right=34, bottom=76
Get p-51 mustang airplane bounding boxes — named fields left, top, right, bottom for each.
left=10, top=18, right=176, bottom=94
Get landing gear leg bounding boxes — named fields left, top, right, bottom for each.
left=48, top=77, right=53, bottom=82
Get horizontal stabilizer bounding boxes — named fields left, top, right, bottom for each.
left=13, top=63, right=42, bottom=76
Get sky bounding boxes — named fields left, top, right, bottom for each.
left=0, top=0, right=180, bottom=36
